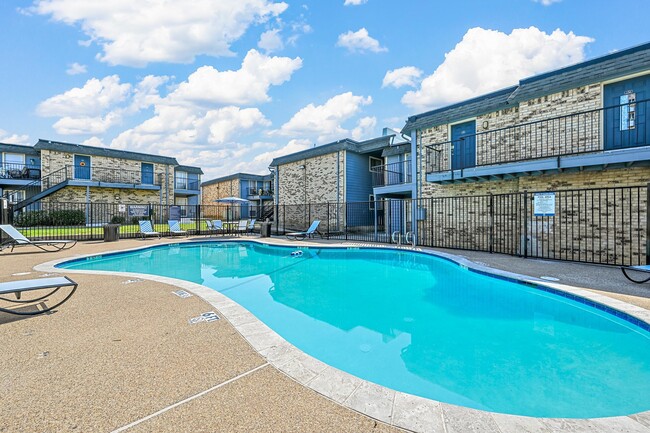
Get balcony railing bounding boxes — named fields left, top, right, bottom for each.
left=248, top=187, right=274, bottom=196
left=425, top=99, right=650, bottom=174
left=0, top=162, right=41, bottom=180
left=371, top=161, right=412, bottom=186
left=175, top=179, right=200, bottom=190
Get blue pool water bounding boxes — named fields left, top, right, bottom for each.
left=58, top=242, right=650, bottom=418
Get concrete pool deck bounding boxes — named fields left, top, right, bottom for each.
left=1, top=236, right=649, bottom=432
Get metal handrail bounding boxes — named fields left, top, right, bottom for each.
left=371, top=160, right=412, bottom=186
left=425, top=98, right=650, bottom=174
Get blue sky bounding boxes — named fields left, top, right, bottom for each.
left=1, top=0, right=649, bottom=179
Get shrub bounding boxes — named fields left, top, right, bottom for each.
left=110, top=215, right=126, bottom=225
left=50, top=209, right=86, bottom=226
left=14, top=210, right=51, bottom=227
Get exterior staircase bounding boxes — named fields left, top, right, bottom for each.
left=3, top=166, right=70, bottom=211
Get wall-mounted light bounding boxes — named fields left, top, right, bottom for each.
left=298, top=165, right=306, bottom=169
left=482, top=120, right=489, bottom=130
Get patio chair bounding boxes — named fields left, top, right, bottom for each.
left=168, top=220, right=187, bottom=237
left=0, top=276, right=78, bottom=316
left=138, top=220, right=161, bottom=239
left=212, top=220, right=225, bottom=236
left=621, top=265, right=650, bottom=283
left=247, top=218, right=257, bottom=235
left=0, top=224, right=77, bottom=252
left=236, top=220, right=248, bottom=236
left=286, top=220, right=321, bottom=241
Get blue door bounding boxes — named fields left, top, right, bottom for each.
left=604, top=74, right=649, bottom=150
left=141, top=163, right=154, bottom=184
left=73, top=155, right=91, bottom=179
left=451, top=121, right=476, bottom=170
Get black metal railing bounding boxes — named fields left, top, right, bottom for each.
left=247, top=187, right=274, bottom=196
left=5, top=183, right=647, bottom=266
left=371, top=161, right=412, bottom=186
left=0, top=162, right=41, bottom=180
left=426, top=99, right=650, bottom=174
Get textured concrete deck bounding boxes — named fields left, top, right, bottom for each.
left=1, top=236, right=649, bottom=432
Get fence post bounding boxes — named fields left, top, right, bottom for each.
left=646, top=183, right=650, bottom=265
left=345, top=203, right=348, bottom=240
left=326, top=202, right=330, bottom=240
left=489, top=193, right=494, bottom=254
left=196, top=204, right=201, bottom=235
left=523, top=191, right=528, bottom=259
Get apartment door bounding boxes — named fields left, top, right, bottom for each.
left=604, top=74, right=649, bottom=150
left=451, top=121, right=476, bottom=170
left=73, top=154, right=91, bottom=179
left=141, top=163, right=154, bottom=185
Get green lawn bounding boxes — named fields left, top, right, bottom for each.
left=16, top=223, right=200, bottom=238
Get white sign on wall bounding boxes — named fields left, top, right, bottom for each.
left=534, top=192, right=556, bottom=217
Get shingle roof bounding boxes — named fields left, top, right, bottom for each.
left=0, top=142, right=40, bottom=156
left=34, top=139, right=179, bottom=166
left=175, top=165, right=204, bottom=175
left=201, top=172, right=272, bottom=187
left=402, top=41, right=650, bottom=133
left=269, top=135, right=393, bottom=166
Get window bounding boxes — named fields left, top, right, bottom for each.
left=6, top=190, right=25, bottom=203
left=175, top=170, right=188, bottom=189
left=369, top=156, right=383, bottom=171
left=369, top=194, right=375, bottom=210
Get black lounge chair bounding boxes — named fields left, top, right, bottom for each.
left=0, top=276, right=78, bottom=315
left=0, top=224, right=77, bottom=252
left=621, top=265, right=650, bottom=284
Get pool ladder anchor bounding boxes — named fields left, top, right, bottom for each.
left=392, top=231, right=417, bottom=247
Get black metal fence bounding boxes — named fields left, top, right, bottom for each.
left=4, top=184, right=647, bottom=266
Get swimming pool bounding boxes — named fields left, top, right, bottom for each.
left=58, top=241, right=650, bottom=418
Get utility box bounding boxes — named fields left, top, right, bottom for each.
left=260, top=221, right=272, bottom=238
left=103, top=224, right=120, bottom=242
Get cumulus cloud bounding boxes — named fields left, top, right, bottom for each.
left=402, top=27, right=594, bottom=111
left=274, top=92, right=372, bottom=142
left=167, top=50, right=302, bottom=106
left=351, top=116, right=377, bottom=140
left=382, top=66, right=423, bottom=88
left=52, top=113, right=122, bottom=135
left=29, top=0, right=289, bottom=66
left=0, top=129, right=30, bottom=145
left=37, top=75, right=131, bottom=117
left=337, top=28, right=387, bottom=53
left=258, top=29, right=284, bottom=54
left=344, top=0, right=367, bottom=5
left=66, top=62, right=87, bottom=75
left=534, top=0, right=561, bottom=5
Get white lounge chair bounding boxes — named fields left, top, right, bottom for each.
left=0, top=276, right=78, bottom=315
left=247, top=218, right=257, bottom=235
left=236, top=220, right=248, bottom=236
left=212, top=220, right=224, bottom=236
left=138, top=220, right=161, bottom=239
left=0, top=224, right=77, bottom=252
left=286, top=220, right=321, bottom=241
left=168, top=220, right=187, bottom=237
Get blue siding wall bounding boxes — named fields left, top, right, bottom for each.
left=346, top=152, right=373, bottom=226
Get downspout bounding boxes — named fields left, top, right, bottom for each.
left=165, top=165, right=170, bottom=207
left=411, top=129, right=418, bottom=242
left=336, top=151, right=341, bottom=231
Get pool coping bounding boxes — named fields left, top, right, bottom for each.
left=34, top=238, right=650, bottom=433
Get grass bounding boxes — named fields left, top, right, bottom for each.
left=15, top=223, right=199, bottom=238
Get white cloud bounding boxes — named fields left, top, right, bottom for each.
left=37, top=75, right=131, bottom=117
left=168, top=50, right=302, bottom=107
left=0, top=129, right=30, bottom=145
left=82, top=136, right=105, bottom=147
left=258, top=29, right=284, bottom=54
left=226, top=138, right=312, bottom=175
left=66, top=62, right=87, bottom=75
left=274, top=92, right=372, bottom=142
left=52, top=113, right=122, bottom=135
left=351, top=116, right=377, bottom=140
left=336, top=28, right=387, bottom=53
left=402, top=27, right=594, bottom=111
left=30, top=0, right=289, bottom=66
left=382, top=66, right=423, bottom=88
left=344, top=0, right=367, bottom=5
left=534, top=0, right=561, bottom=5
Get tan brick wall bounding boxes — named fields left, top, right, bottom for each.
left=277, top=151, right=344, bottom=205
left=39, top=150, right=174, bottom=204
left=43, top=186, right=162, bottom=205
left=201, top=179, right=240, bottom=206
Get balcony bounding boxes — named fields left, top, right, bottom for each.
left=425, top=99, right=650, bottom=183
left=371, top=161, right=412, bottom=187
left=0, top=162, right=41, bottom=182
left=247, top=187, right=273, bottom=198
